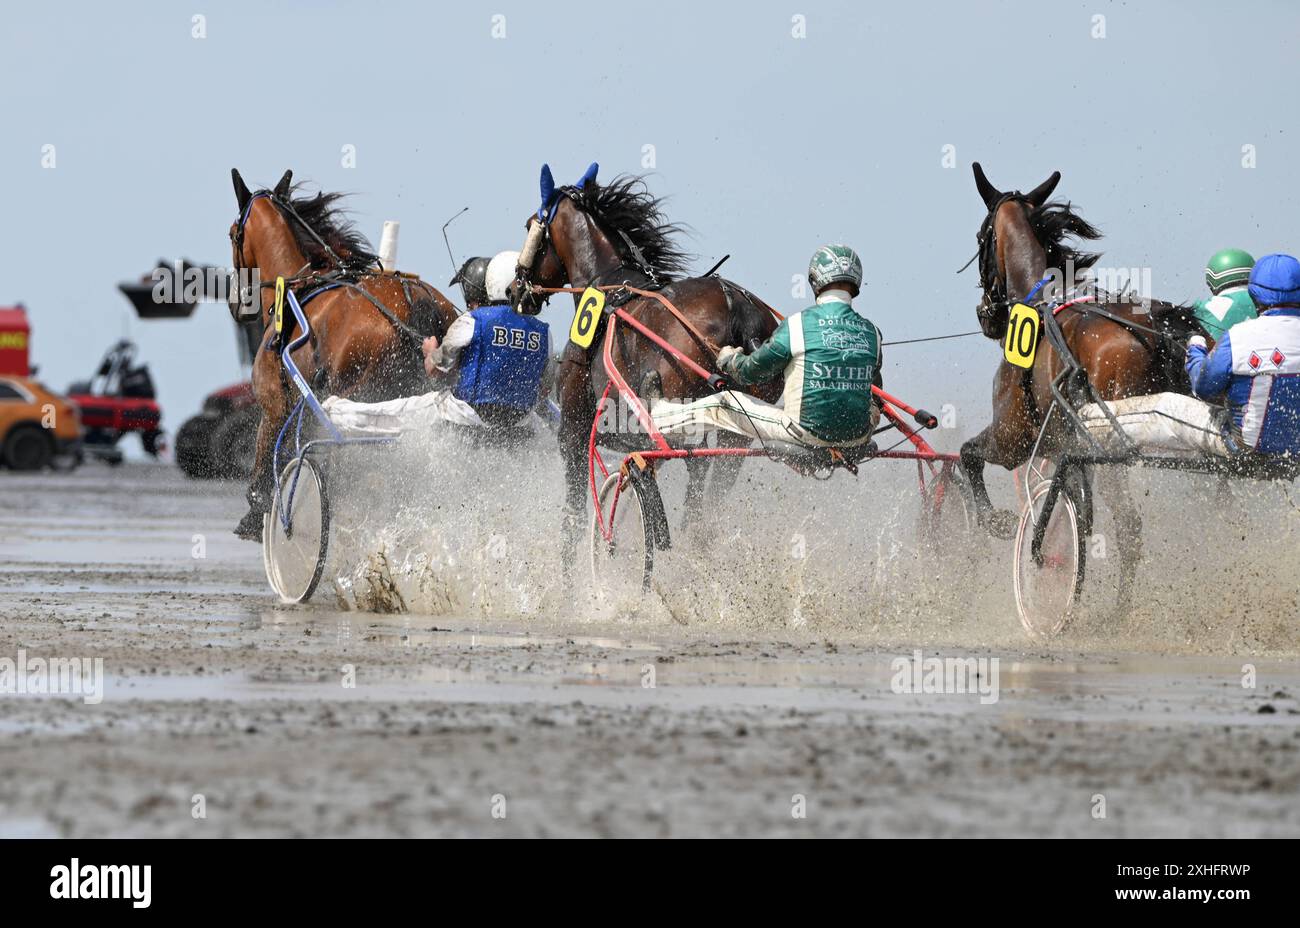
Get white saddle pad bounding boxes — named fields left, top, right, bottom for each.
left=321, top=390, right=486, bottom=437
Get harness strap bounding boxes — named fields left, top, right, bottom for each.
left=535, top=282, right=726, bottom=362
left=622, top=285, right=721, bottom=356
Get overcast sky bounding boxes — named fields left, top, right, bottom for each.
left=2, top=0, right=1297, bottom=440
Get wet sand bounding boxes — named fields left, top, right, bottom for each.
left=1, top=463, right=1298, bottom=837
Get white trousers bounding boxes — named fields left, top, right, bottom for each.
left=321, top=389, right=485, bottom=437
left=649, top=392, right=879, bottom=448
left=1078, top=392, right=1229, bottom=457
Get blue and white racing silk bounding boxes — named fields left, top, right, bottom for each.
left=452, top=304, right=550, bottom=411
left=1186, top=308, right=1300, bottom=455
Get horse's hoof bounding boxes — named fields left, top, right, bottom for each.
left=233, top=509, right=264, bottom=542
left=986, top=508, right=1019, bottom=541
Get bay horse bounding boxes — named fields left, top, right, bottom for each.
left=957, top=162, right=1199, bottom=614
left=508, top=163, right=781, bottom=564
left=228, top=168, right=460, bottom=540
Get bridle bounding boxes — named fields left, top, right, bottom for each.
left=231, top=190, right=357, bottom=269
left=964, top=192, right=1193, bottom=357
left=513, top=184, right=663, bottom=313
left=963, top=191, right=1034, bottom=334
left=230, top=189, right=382, bottom=320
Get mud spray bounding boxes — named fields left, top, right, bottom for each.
left=314, top=427, right=1300, bottom=657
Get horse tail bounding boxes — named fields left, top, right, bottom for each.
left=1150, top=301, right=1202, bottom=393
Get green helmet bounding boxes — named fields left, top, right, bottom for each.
left=1205, top=248, right=1255, bottom=294
left=807, top=244, right=863, bottom=294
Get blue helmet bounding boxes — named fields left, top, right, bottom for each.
left=1248, top=253, right=1300, bottom=308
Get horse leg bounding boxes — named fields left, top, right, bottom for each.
left=959, top=426, right=1022, bottom=540
left=1094, top=467, right=1142, bottom=620
left=234, top=360, right=289, bottom=541
left=556, top=364, right=595, bottom=570
left=682, top=454, right=709, bottom=538
left=233, top=413, right=278, bottom=540
left=682, top=429, right=746, bottom=544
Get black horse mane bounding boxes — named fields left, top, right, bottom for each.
left=575, top=175, right=692, bottom=279
left=976, top=195, right=1102, bottom=308
left=1027, top=199, right=1102, bottom=272
left=271, top=184, right=378, bottom=270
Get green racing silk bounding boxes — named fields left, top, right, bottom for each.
left=722, top=300, right=882, bottom=443
left=1194, top=287, right=1257, bottom=341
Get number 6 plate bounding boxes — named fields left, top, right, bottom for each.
left=569, top=287, right=606, bottom=348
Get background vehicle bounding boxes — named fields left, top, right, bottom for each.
left=174, top=380, right=258, bottom=478
left=0, top=374, right=82, bottom=470
left=118, top=261, right=263, bottom=481
left=0, top=304, right=83, bottom=470
left=66, top=339, right=164, bottom=465
left=173, top=317, right=260, bottom=479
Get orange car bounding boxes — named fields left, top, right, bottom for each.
left=0, top=376, right=82, bottom=470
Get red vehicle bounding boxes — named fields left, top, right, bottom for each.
left=0, top=305, right=31, bottom=377
left=174, top=379, right=259, bottom=478
left=66, top=340, right=164, bottom=464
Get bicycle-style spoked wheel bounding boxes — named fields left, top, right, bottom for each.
left=1013, top=455, right=1057, bottom=509
left=263, top=456, right=331, bottom=604
left=918, top=464, right=980, bottom=564
left=589, top=466, right=667, bottom=602
left=1013, top=478, right=1086, bottom=639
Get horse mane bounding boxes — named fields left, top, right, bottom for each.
left=575, top=175, right=692, bottom=279
left=1027, top=199, right=1102, bottom=272
left=271, top=183, right=378, bottom=271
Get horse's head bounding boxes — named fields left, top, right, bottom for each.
left=969, top=163, right=1062, bottom=338
left=508, top=163, right=610, bottom=314
left=508, top=162, right=690, bottom=315
left=228, top=168, right=300, bottom=325
left=228, top=168, right=379, bottom=325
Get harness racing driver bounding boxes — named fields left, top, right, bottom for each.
left=648, top=244, right=884, bottom=451
left=1080, top=253, right=1300, bottom=460
left=322, top=251, right=551, bottom=434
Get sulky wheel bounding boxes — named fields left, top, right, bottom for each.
left=589, top=461, right=668, bottom=602
left=263, top=455, right=331, bottom=604
left=1012, top=455, right=1057, bottom=509
left=918, top=464, right=980, bottom=565
left=1012, top=476, right=1086, bottom=639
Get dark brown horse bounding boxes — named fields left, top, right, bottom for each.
left=508, top=164, right=781, bottom=562
left=957, top=163, right=1199, bottom=613
left=228, top=168, right=460, bottom=539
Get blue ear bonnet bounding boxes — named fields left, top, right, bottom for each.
left=575, top=162, right=599, bottom=190
left=537, top=164, right=556, bottom=222
left=537, top=162, right=599, bottom=225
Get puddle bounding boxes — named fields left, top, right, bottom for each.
left=60, top=648, right=1298, bottom=731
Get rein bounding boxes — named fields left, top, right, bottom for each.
left=234, top=190, right=376, bottom=274
left=233, top=190, right=445, bottom=346
left=534, top=282, right=728, bottom=358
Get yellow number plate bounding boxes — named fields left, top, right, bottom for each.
left=1003, top=302, right=1040, bottom=369
left=569, top=287, right=606, bottom=348
left=273, top=277, right=287, bottom=335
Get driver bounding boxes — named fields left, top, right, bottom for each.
left=1079, top=253, right=1300, bottom=458
left=322, top=251, right=550, bottom=434
left=1193, top=248, right=1257, bottom=342
left=648, top=244, right=883, bottom=449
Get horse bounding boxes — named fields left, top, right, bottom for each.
left=228, top=168, right=460, bottom=540
left=956, top=162, right=1200, bottom=615
left=508, top=163, right=781, bottom=565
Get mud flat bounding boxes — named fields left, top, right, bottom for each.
left=1, top=464, right=1297, bottom=837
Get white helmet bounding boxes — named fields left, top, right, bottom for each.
left=485, top=251, right=521, bottom=304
